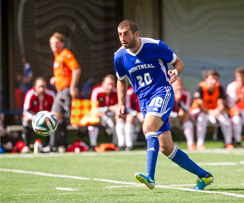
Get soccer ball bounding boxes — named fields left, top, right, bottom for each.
left=32, top=111, right=58, bottom=136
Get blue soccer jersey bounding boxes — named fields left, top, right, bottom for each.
left=114, top=37, right=176, bottom=100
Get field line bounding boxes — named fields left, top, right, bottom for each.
left=1, top=168, right=244, bottom=198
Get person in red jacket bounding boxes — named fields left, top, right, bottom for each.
left=226, top=67, right=244, bottom=147
left=22, top=77, right=55, bottom=151
left=88, top=74, right=125, bottom=151
left=170, top=78, right=195, bottom=150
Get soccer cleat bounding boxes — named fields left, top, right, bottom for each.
left=197, top=145, right=206, bottom=151
left=226, top=144, right=234, bottom=150
left=187, top=144, right=196, bottom=150
left=134, top=173, right=155, bottom=190
left=192, top=172, right=214, bottom=190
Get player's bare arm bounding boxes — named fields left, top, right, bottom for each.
left=168, top=57, right=184, bottom=85
left=116, top=78, right=128, bottom=118
left=108, top=104, right=119, bottom=112
left=70, top=67, right=81, bottom=98
left=197, top=98, right=210, bottom=114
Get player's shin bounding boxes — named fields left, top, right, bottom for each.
left=145, top=132, right=159, bottom=180
left=168, top=146, right=208, bottom=178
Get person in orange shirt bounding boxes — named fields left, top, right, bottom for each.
left=189, top=70, right=233, bottom=151
left=226, top=67, right=244, bottom=147
left=48, top=32, right=81, bottom=152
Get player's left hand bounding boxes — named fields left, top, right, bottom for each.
left=168, top=70, right=177, bottom=85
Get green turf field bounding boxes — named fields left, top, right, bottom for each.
left=1, top=147, right=244, bottom=202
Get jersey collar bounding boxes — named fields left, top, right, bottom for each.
left=125, top=38, right=144, bottom=56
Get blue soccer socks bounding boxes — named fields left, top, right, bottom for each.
left=145, top=132, right=159, bottom=180
left=168, top=146, right=208, bottom=178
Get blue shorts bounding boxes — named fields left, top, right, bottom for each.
left=139, top=86, right=174, bottom=135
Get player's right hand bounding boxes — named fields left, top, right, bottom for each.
left=116, top=105, right=125, bottom=118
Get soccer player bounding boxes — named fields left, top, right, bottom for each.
left=170, top=78, right=195, bottom=150
left=190, top=70, right=234, bottom=151
left=226, top=67, right=244, bottom=147
left=49, top=32, right=81, bottom=152
left=22, top=77, right=55, bottom=151
left=114, top=19, right=213, bottom=190
left=88, top=74, right=125, bottom=151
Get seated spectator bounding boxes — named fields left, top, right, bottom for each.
left=170, top=78, right=195, bottom=150
left=88, top=74, right=125, bottom=151
left=226, top=67, right=244, bottom=147
left=22, top=77, right=55, bottom=152
left=189, top=70, right=234, bottom=151
left=125, top=86, right=144, bottom=150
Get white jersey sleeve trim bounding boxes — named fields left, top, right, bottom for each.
left=116, top=72, right=127, bottom=80
left=23, top=89, right=35, bottom=112
left=169, top=53, right=177, bottom=64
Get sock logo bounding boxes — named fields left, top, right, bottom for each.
left=147, top=147, right=156, bottom=151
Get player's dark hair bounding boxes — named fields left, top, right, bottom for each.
left=50, top=32, right=65, bottom=43
left=103, top=74, right=116, bottom=82
left=118, top=20, right=138, bottom=34
left=205, top=70, right=219, bottom=78
left=235, top=67, right=244, bottom=75
left=34, top=77, right=46, bottom=86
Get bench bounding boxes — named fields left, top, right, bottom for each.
left=6, top=125, right=79, bottom=134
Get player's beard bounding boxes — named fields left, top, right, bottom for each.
left=124, top=37, right=136, bottom=49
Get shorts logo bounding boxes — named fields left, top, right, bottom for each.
left=153, top=107, right=158, bottom=111
left=54, top=62, right=59, bottom=69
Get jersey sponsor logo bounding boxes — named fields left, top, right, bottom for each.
left=99, top=97, right=104, bottom=103
left=54, top=62, right=59, bottom=69
left=129, top=64, right=155, bottom=74
left=135, top=59, right=140, bottom=64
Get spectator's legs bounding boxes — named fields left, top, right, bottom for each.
left=22, top=120, right=31, bottom=147
left=115, top=118, right=125, bottom=148
left=183, top=121, right=195, bottom=147
left=49, top=127, right=58, bottom=151
left=58, top=119, right=68, bottom=148
left=179, top=110, right=195, bottom=149
left=232, top=115, right=242, bottom=143
left=196, top=112, right=208, bottom=147
left=218, top=112, right=233, bottom=145
left=88, top=126, right=99, bottom=147
left=125, top=114, right=135, bottom=149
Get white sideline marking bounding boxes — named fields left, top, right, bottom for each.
left=1, top=168, right=244, bottom=198
left=197, top=162, right=238, bottom=166
left=239, top=161, right=244, bottom=165
left=56, top=187, right=78, bottom=191
left=0, top=168, right=90, bottom=180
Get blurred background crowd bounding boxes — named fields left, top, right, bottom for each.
left=1, top=0, right=244, bottom=153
